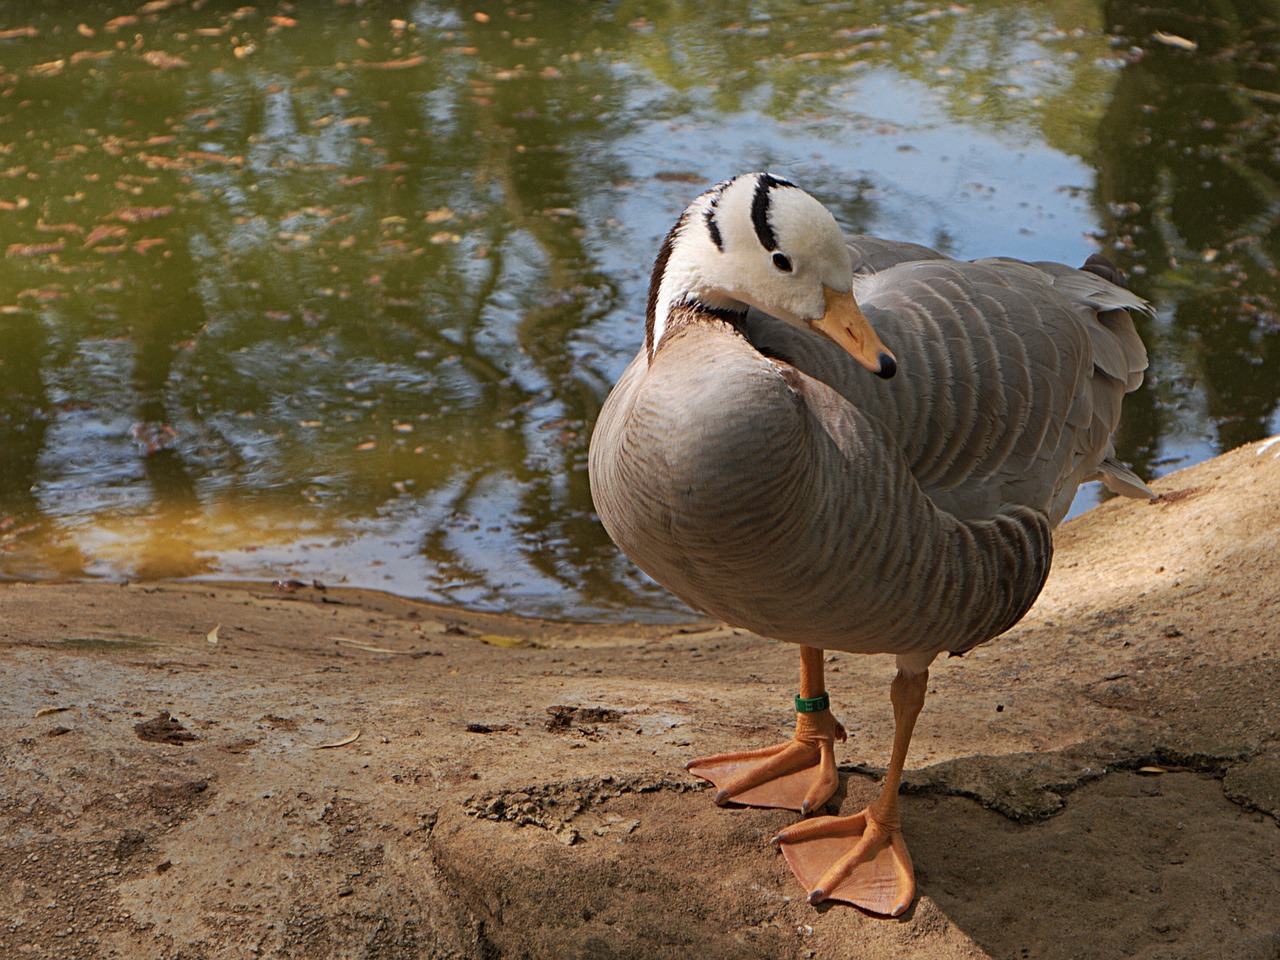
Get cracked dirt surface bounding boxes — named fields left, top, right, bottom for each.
left=2, top=437, right=1279, bottom=959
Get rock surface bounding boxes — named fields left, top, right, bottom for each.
left=2, top=437, right=1279, bottom=959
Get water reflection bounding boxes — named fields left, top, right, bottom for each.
left=1097, top=0, right=1280, bottom=462
left=0, top=2, right=1276, bottom=620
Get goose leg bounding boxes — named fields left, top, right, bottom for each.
left=686, top=646, right=845, bottom=813
left=772, top=665, right=928, bottom=917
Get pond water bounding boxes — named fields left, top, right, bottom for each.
left=1, top=1, right=1277, bottom=622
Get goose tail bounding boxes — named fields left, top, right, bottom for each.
left=1096, top=456, right=1156, bottom=501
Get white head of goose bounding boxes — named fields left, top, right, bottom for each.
left=588, top=172, right=1155, bottom=916
left=646, top=172, right=896, bottom=379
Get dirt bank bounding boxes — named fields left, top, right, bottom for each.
left=2, top=437, right=1279, bottom=959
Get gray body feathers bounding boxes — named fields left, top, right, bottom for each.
left=589, top=238, right=1153, bottom=658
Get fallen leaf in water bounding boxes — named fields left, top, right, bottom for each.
left=29, top=59, right=66, bottom=78
left=83, top=224, right=129, bottom=249
left=0, top=27, right=38, bottom=40
left=180, top=151, right=244, bottom=166
left=17, top=287, right=63, bottom=302
left=131, top=421, right=178, bottom=453
left=112, top=204, right=173, bottom=223
left=7, top=240, right=66, bottom=257
left=105, top=16, right=139, bottom=32
left=355, top=55, right=428, bottom=70
left=312, top=729, right=362, bottom=749
left=833, top=25, right=888, bottom=40
left=71, top=50, right=113, bottom=65
left=1151, top=31, right=1197, bottom=51
left=142, top=50, right=189, bottom=69
left=139, top=154, right=190, bottom=172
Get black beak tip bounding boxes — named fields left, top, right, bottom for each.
left=876, top=352, right=897, bottom=380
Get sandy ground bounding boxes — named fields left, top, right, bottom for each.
left=2, top=437, right=1279, bottom=960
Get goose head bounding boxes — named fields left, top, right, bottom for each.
left=646, top=173, right=896, bottom=379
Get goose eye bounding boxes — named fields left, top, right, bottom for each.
left=772, top=252, right=793, bottom=273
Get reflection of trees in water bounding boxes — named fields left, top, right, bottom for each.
left=1096, top=1, right=1280, bottom=462
left=616, top=0, right=1114, bottom=151
left=3, top=1, right=1272, bottom=613
left=0, top=309, right=57, bottom=567
left=0, top=40, right=210, bottom=577
left=0, top=4, right=646, bottom=607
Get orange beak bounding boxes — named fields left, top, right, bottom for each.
left=809, top=286, right=897, bottom=379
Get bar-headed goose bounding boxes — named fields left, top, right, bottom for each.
left=588, top=172, right=1154, bottom=916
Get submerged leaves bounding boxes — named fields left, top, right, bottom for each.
left=141, top=50, right=190, bottom=70
left=7, top=239, right=65, bottom=257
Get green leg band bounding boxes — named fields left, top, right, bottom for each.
left=794, top=692, right=830, bottom=713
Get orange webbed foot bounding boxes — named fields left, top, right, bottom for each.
left=685, top=708, right=845, bottom=813
left=772, top=808, right=915, bottom=917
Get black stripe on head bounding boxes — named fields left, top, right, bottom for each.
left=750, top=173, right=798, bottom=252
left=703, top=181, right=727, bottom=251
left=645, top=209, right=687, bottom=355
left=704, top=207, right=723, bottom=251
